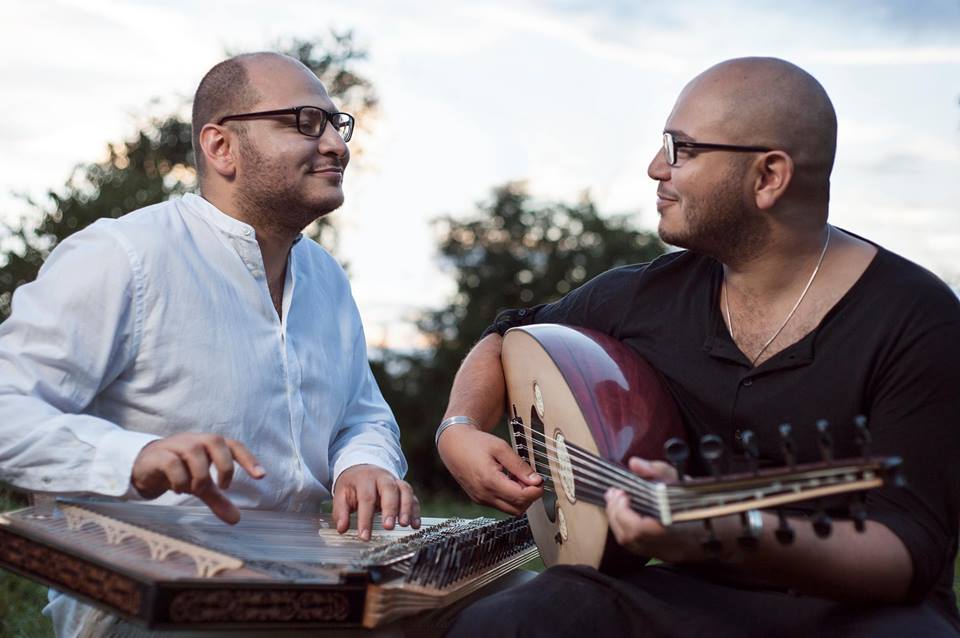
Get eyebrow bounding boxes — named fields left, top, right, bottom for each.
left=665, top=129, right=693, bottom=141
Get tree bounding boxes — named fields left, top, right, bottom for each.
left=372, top=182, right=667, bottom=494
left=0, top=31, right=377, bottom=319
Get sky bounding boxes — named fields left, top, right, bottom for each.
left=1, top=0, right=958, bottom=349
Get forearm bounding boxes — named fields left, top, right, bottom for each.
left=442, top=334, right=508, bottom=432
left=715, top=513, right=913, bottom=603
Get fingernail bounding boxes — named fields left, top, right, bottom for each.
left=361, top=529, right=370, bottom=541
left=399, top=516, right=409, bottom=526
left=384, top=515, right=394, bottom=528
left=413, top=518, right=421, bottom=527
left=253, top=465, right=266, bottom=476
left=528, top=472, right=540, bottom=482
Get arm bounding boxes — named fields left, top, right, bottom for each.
left=436, top=333, right=544, bottom=515
left=0, top=223, right=264, bottom=522
left=329, top=319, right=418, bottom=539
left=606, top=459, right=911, bottom=603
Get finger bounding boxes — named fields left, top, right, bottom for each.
left=378, top=478, right=400, bottom=530
left=605, top=488, right=663, bottom=544
left=196, top=483, right=241, bottom=525
left=492, top=444, right=542, bottom=486
left=356, top=483, right=377, bottom=541
left=627, top=457, right=678, bottom=482
left=178, top=443, right=213, bottom=494
left=489, top=497, right=524, bottom=516
left=225, top=439, right=266, bottom=479
left=160, top=451, right=190, bottom=494
left=397, top=481, right=414, bottom=526
left=410, top=494, right=422, bottom=529
left=491, top=471, right=543, bottom=508
left=332, top=484, right=353, bottom=534
left=205, top=437, right=235, bottom=490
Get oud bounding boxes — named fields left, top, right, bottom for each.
left=501, top=324, right=901, bottom=569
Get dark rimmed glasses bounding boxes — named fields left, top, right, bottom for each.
left=662, top=132, right=772, bottom=166
left=218, top=106, right=355, bottom=142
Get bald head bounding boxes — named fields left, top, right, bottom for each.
left=191, top=52, right=319, bottom=178
left=678, top=57, right=837, bottom=179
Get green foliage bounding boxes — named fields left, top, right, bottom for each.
left=0, top=30, right=377, bottom=319
left=372, top=182, right=666, bottom=494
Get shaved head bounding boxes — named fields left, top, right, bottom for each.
left=679, top=57, right=838, bottom=178
left=191, top=52, right=319, bottom=178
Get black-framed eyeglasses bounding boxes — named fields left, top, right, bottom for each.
left=218, top=106, right=355, bottom=142
left=662, top=132, right=772, bottom=166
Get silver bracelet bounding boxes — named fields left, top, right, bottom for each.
left=435, top=416, right=479, bottom=447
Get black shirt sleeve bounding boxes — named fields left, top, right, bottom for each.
left=864, top=316, right=960, bottom=602
left=481, top=263, right=651, bottom=339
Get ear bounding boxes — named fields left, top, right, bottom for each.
left=753, top=151, right=794, bottom=210
left=198, top=123, right=238, bottom=179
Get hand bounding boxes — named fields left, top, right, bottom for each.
left=131, top=433, right=265, bottom=525
left=332, top=464, right=421, bottom=541
left=604, top=457, right=716, bottom=563
left=437, top=424, right=543, bottom=515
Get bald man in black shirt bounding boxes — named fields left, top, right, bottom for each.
left=437, top=58, right=960, bottom=637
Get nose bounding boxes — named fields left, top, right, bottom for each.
left=647, top=145, right=670, bottom=182
left=318, top=125, right=350, bottom=164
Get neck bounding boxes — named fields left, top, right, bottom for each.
left=202, top=188, right=299, bottom=280
left=722, top=224, right=831, bottom=301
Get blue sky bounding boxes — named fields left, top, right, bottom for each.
left=1, top=0, right=958, bottom=348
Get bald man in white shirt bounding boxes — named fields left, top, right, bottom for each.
left=0, top=52, right=420, bottom=637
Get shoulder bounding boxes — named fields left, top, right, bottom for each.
left=862, top=247, right=960, bottom=327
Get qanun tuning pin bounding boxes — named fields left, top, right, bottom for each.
left=699, top=434, right=725, bottom=479
left=663, top=438, right=689, bottom=483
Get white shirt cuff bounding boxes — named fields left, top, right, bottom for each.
left=90, top=429, right=162, bottom=498
left=331, top=452, right=402, bottom=495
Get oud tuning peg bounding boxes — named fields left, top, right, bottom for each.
left=699, top=434, right=725, bottom=479
left=701, top=519, right=723, bottom=555
left=853, top=415, right=871, bottom=458
left=664, top=438, right=689, bottom=483
left=775, top=510, right=795, bottom=545
left=849, top=494, right=868, bottom=533
left=737, top=510, right=762, bottom=549
left=815, top=419, right=834, bottom=462
left=812, top=504, right=833, bottom=538
left=739, top=430, right=760, bottom=475
left=778, top=423, right=796, bottom=468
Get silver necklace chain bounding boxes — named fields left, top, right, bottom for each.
left=724, top=225, right=832, bottom=366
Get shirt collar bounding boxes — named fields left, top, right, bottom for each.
left=180, top=193, right=303, bottom=245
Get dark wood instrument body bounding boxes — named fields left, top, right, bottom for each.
left=502, top=324, right=685, bottom=570
left=520, top=323, right=686, bottom=465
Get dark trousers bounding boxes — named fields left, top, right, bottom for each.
left=444, top=565, right=960, bottom=638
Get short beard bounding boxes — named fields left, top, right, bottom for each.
left=234, top=136, right=343, bottom=236
left=659, top=162, right=770, bottom=265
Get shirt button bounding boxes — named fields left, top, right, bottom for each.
left=518, top=309, right=527, bottom=316
left=742, top=378, right=753, bottom=387
left=243, top=228, right=252, bottom=236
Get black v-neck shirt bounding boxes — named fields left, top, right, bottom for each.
left=486, top=245, right=960, bottom=623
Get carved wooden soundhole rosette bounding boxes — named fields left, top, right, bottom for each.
left=0, top=528, right=142, bottom=615
left=168, top=589, right=351, bottom=623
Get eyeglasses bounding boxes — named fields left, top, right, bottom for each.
left=218, top=106, right=355, bottom=142
left=662, top=132, right=772, bottom=166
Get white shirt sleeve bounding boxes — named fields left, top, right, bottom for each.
left=0, top=221, right=159, bottom=496
left=328, top=319, right=408, bottom=492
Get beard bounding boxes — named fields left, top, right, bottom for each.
left=658, top=163, right=770, bottom=264
left=234, top=137, right=344, bottom=235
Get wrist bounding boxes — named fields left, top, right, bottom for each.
left=435, top=416, right=479, bottom=447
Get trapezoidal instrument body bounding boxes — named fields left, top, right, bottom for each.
left=501, top=324, right=685, bottom=569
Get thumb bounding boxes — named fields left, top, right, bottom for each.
left=493, top=445, right=542, bottom=486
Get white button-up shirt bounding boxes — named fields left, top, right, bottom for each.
left=0, top=192, right=407, bottom=510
